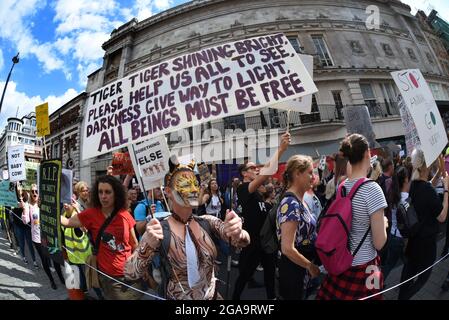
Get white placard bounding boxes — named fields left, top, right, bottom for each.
left=318, top=155, right=327, bottom=171
left=270, top=54, right=314, bottom=113
left=391, top=69, right=447, bottom=166
left=129, top=136, right=170, bottom=191
left=82, top=33, right=318, bottom=160
left=7, top=145, right=26, bottom=182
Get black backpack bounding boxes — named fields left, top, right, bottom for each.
left=396, top=197, right=420, bottom=238
left=260, top=192, right=299, bottom=254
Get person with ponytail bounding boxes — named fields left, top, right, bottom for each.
left=398, top=149, right=449, bottom=300
left=382, top=166, right=410, bottom=280
left=61, top=175, right=143, bottom=300
left=277, top=155, right=321, bottom=300
left=316, top=133, right=388, bottom=300
left=125, top=156, right=250, bottom=300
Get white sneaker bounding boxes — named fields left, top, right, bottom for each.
left=256, top=264, right=263, bottom=272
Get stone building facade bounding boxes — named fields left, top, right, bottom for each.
left=80, top=0, right=449, bottom=185
left=0, top=112, right=43, bottom=175
left=46, top=93, right=87, bottom=181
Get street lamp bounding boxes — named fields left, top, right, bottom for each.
left=0, top=52, right=20, bottom=114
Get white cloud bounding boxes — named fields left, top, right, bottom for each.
left=0, top=1, right=67, bottom=75
left=73, top=31, right=110, bottom=61
left=54, top=37, right=73, bottom=55
left=0, top=81, right=79, bottom=129
left=133, top=0, right=153, bottom=20
left=154, top=0, right=172, bottom=11
left=77, top=62, right=101, bottom=87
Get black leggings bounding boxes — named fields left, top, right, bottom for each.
left=33, top=242, right=64, bottom=285
left=232, top=242, right=276, bottom=300
left=398, top=237, right=436, bottom=300
left=279, top=254, right=306, bottom=300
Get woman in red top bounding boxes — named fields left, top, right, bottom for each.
left=61, top=175, right=143, bottom=300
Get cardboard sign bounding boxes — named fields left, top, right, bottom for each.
left=7, top=145, right=26, bottom=182
left=21, top=162, right=39, bottom=190
left=0, top=180, right=18, bottom=207
left=82, top=33, right=318, bottom=160
left=391, top=69, right=448, bottom=165
left=112, top=152, right=134, bottom=175
left=129, top=136, right=170, bottom=191
left=318, top=155, right=327, bottom=171
left=198, top=163, right=212, bottom=185
left=343, top=105, right=379, bottom=148
left=270, top=54, right=314, bottom=113
left=39, top=160, right=64, bottom=265
left=35, top=102, right=50, bottom=137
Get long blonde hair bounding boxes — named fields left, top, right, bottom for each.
left=410, top=148, right=426, bottom=181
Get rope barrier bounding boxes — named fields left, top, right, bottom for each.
left=359, top=251, right=449, bottom=300
left=4, top=207, right=166, bottom=300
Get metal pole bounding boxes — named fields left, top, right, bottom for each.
left=0, top=53, right=20, bottom=114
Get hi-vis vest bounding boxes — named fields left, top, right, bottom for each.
left=64, top=227, right=92, bottom=264
left=63, top=211, right=92, bottom=264
left=0, top=206, right=5, bottom=221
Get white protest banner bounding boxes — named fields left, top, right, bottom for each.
left=391, top=69, right=447, bottom=165
left=129, top=136, right=170, bottom=191
left=342, top=105, right=379, bottom=148
left=82, top=33, right=318, bottom=160
left=270, top=54, right=314, bottom=113
left=7, top=145, right=26, bottom=182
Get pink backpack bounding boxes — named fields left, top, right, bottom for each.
left=315, top=178, right=372, bottom=276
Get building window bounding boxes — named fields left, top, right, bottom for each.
left=426, top=52, right=435, bottom=64
left=360, top=83, right=380, bottom=117
left=429, top=83, right=444, bottom=100
left=382, top=43, right=394, bottom=57
left=311, top=35, right=334, bottom=66
left=332, top=91, right=344, bottom=119
left=287, top=36, right=302, bottom=53
left=53, top=144, right=60, bottom=159
left=407, top=48, right=417, bottom=60
left=224, top=115, right=246, bottom=131
left=349, top=41, right=364, bottom=54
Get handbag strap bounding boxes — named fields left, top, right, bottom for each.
left=93, top=210, right=117, bottom=255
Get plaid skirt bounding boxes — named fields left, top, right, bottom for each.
left=316, top=256, right=384, bottom=300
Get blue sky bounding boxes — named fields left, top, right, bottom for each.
left=0, top=0, right=448, bottom=130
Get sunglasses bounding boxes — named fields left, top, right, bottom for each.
left=31, top=190, right=38, bottom=194
left=245, top=166, right=257, bottom=171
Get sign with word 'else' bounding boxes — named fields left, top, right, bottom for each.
left=82, top=33, right=318, bottom=160
left=129, top=136, right=170, bottom=191
left=391, top=69, right=447, bottom=166
left=8, top=145, right=26, bottom=182
left=397, top=94, right=421, bottom=156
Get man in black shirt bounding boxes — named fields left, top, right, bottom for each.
left=232, top=132, right=290, bottom=300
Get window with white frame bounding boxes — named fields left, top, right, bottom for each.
left=287, top=36, right=302, bottom=53
left=311, top=35, right=334, bottom=66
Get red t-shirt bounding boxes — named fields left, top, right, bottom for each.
left=78, top=208, right=136, bottom=277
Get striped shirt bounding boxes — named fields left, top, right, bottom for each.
left=344, top=179, right=387, bottom=266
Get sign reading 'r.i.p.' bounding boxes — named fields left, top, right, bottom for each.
left=391, top=69, right=447, bottom=166
left=82, top=33, right=318, bottom=160
left=7, top=145, right=26, bottom=182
